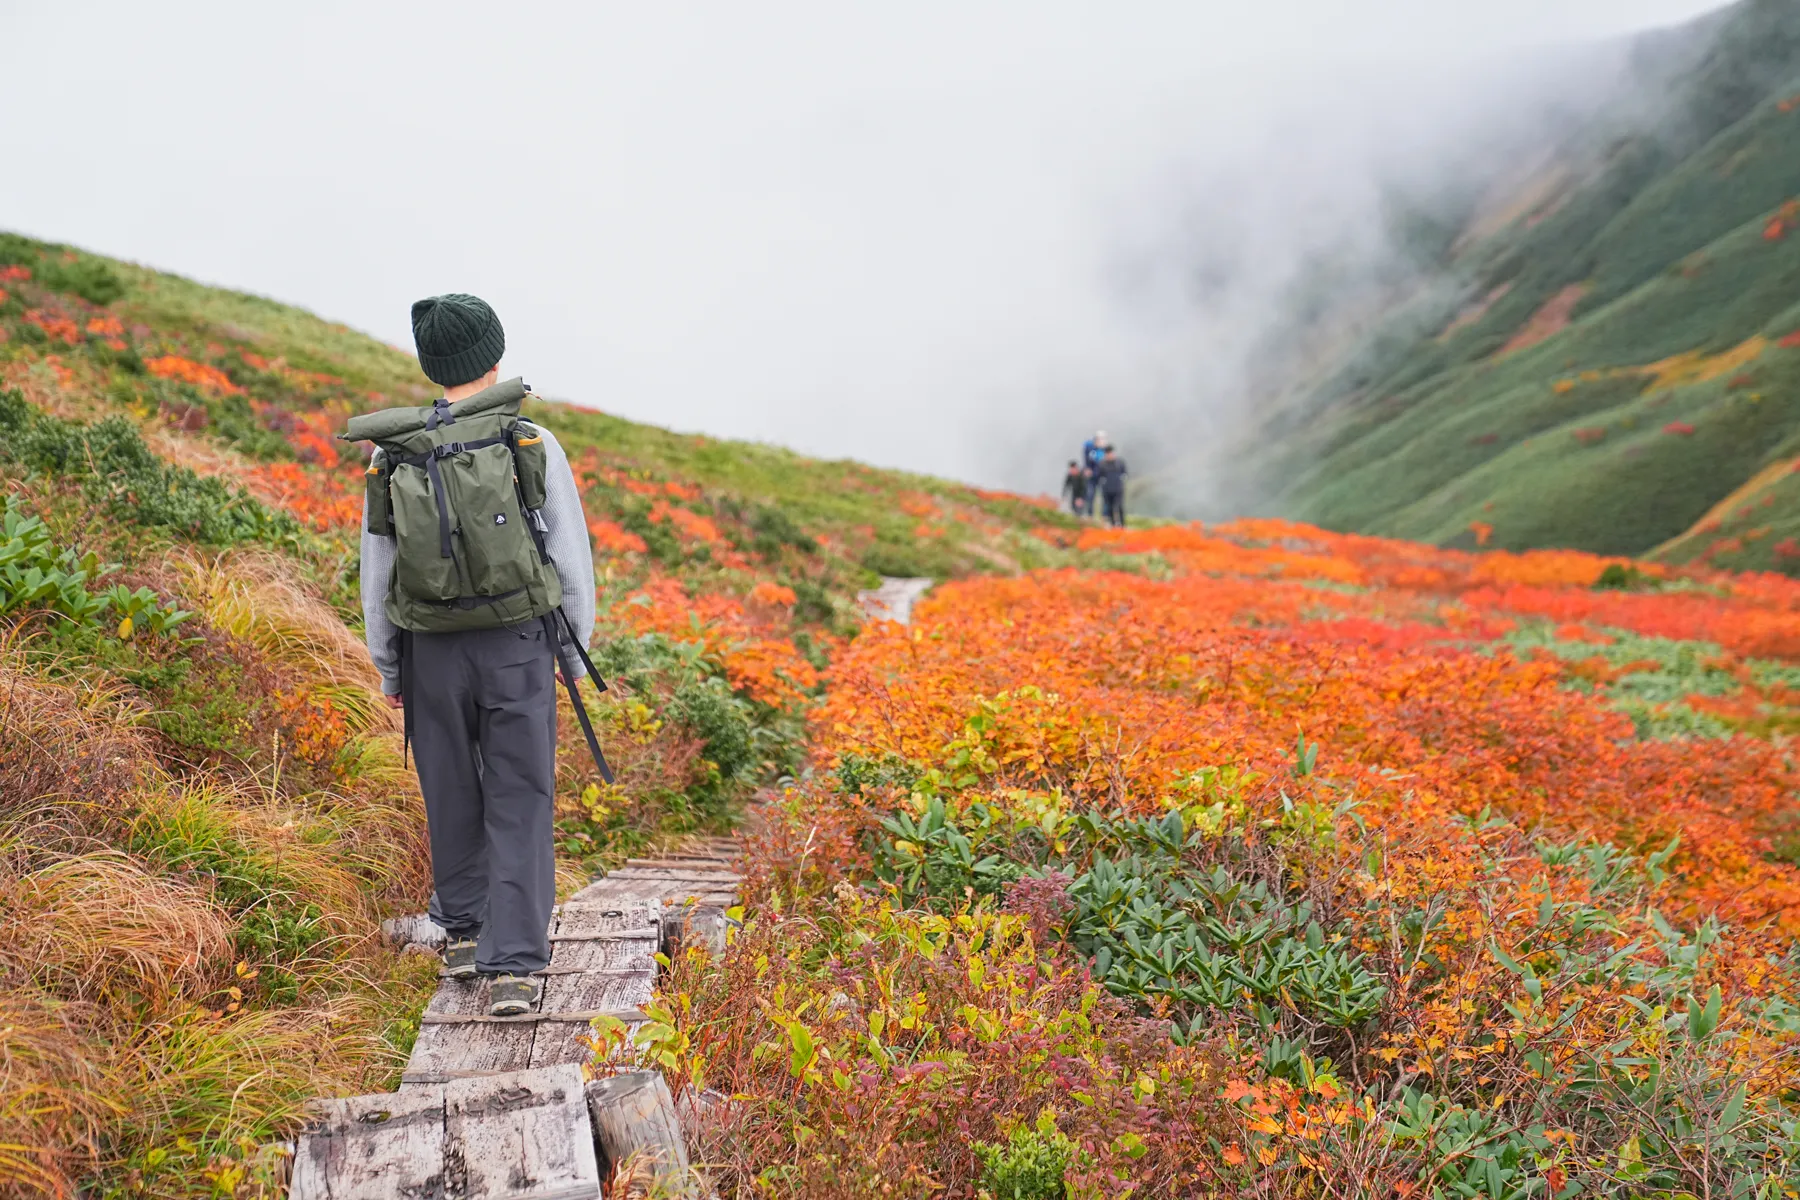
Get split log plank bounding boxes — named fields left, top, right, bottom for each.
left=444, top=1064, right=601, bottom=1200
left=421, top=1008, right=648, bottom=1025
left=289, top=1085, right=446, bottom=1200
left=528, top=902, right=658, bottom=1069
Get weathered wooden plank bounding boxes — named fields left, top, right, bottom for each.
left=528, top=975, right=657, bottom=1070
left=290, top=1085, right=446, bottom=1200
left=406, top=1023, right=537, bottom=1090
left=603, top=868, right=744, bottom=884
left=587, top=1072, right=696, bottom=1198
left=522, top=903, right=659, bottom=1070
left=576, top=879, right=732, bottom=905
left=407, top=974, right=538, bottom=1086
left=444, top=1063, right=600, bottom=1200
left=622, top=857, right=737, bottom=869
left=421, top=1008, right=647, bottom=1025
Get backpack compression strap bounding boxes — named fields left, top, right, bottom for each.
left=543, top=607, right=615, bottom=784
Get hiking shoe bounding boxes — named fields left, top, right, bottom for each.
left=489, top=974, right=543, bottom=1017
left=443, top=938, right=479, bottom=981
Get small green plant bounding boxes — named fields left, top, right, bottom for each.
left=974, top=1111, right=1071, bottom=1200
left=1, top=498, right=193, bottom=638
left=0, top=499, right=114, bottom=622
left=101, top=584, right=193, bottom=639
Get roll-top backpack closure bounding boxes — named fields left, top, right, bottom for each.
left=338, top=376, right=530, bottom=446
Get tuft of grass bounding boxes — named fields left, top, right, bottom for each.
left=0, top=849, right=233, bottom=1009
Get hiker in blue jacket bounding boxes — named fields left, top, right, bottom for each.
left=1081, top=431, right=1109, bottom=515
left=1095, top=446, right=1128, bottom=528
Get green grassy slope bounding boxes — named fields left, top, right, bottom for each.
left=1230, top=0, right=1800, bottom=572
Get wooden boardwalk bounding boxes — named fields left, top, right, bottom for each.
left=291, top=836, right=742, bottom=1198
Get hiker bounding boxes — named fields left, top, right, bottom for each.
left=1096, top=446, right=1128, bottom=527
left=1061, top=459, right=1090, bottom=516
left=1081, top=429, right=1108, bottom=497
left=348, top=293, right=603, bottom=1019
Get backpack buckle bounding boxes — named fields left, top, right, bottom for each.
left=433, top=442, right=466, bottom=459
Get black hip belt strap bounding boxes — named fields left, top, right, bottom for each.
left=543, top=607, right=614, bottom=784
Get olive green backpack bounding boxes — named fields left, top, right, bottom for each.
left=341, top=376, right=611, bottom=781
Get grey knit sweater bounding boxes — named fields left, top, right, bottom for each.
left=359, top=419, right=595, bottom=695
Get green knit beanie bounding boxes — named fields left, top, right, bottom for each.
left=411, top=293, right=506, bottom=387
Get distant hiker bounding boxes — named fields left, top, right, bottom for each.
left=1061, top=459, right=1090, bottom=516
left=1096, top=446, right=1128, bottom=527
left=1081, top=429, right=1108, bottom=482
left=345, top=293, right=606, bottom=1019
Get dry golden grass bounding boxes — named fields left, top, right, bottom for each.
left=170, top=547, right=391, bottom=732
left=0, top=993, right=119, bottom=1199
left=0, top=538, right=444, bottom=1193
left=0, top=631, right=153, bottom=831
left=0, top=850, right=232, bottom=1008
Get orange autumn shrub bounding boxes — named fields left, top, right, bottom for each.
left=626, top=576, right=818, bottom=708
left=649, top=500, right=726, bottom=546
left=246, top=462, right=361, bottom=531
left=819, top=569, right=1800, bottom=933
left=145, top=354, right=243, bottom=396
left=748, top=580, right=797, bottom=608
left=588, top=517, right=648, bottom=555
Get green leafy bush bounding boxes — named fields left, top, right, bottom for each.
left=0, top=387, right=299, bottom=546
left=748, top=502, right=818, bottom=557
left=974, top=1112, right=1071, bottom=1200
left=589, top=630, right=791, bottom=807
left=0, top=499, right=114, bottom=623
left=868, top=790, right=1387, bottom=1035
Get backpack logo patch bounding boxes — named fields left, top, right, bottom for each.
left=494, top=513, right=507, bottom=525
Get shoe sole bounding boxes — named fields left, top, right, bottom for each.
left=490, top=1003, right=531, bottom=1017
left=446, top=964, right=479, bottom=980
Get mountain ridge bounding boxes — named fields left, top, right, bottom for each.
left=1182, top=0, right=1800, bottom=574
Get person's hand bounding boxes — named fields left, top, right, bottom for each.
left=384, top=692, right=404, bottom=710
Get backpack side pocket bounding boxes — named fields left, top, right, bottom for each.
left=365, top=451, right=393, bottom=536
left=513, top=425, right=549, bottom=511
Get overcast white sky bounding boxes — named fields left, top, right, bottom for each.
left=0, top=2, right=1730, bottom=491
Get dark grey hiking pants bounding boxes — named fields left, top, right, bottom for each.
left=410, top=622, right=558, bottom=975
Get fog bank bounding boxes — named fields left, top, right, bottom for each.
left=0, top=2, right=1730, bottom=499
